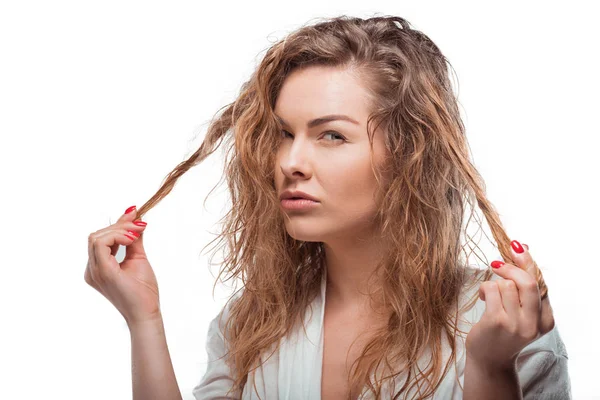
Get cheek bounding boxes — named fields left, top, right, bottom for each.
left=322, top=153, right=378, bottom=203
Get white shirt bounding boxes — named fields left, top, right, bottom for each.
left=193, top=266, right=571, bottom=399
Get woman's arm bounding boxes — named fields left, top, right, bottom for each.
left=463, top=354, right=521, bottom=400
left=128, top=314, right=183, bottom=400
left=463, top=348, right=572, bottom=399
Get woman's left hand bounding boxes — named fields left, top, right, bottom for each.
left=465, top=240, right=556, bottom=371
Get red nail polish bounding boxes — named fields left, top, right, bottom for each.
left=127, top=230, right=140, bottom=238
left=125, top=205, right=136, bottom=214
left=124, top=233, right=136, bottom=240
left=511, top=240, right=524, bottom=254
left=491, top=260, right=505, bottom=269
left=133, top=220, right=147, bottom=226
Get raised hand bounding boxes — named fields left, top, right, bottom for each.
left=85, top=205, right=161, bottom=326
left=465, top=240, right=555, bottom=371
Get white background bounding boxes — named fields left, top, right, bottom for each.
left=1, top=0, right=598, bottom=399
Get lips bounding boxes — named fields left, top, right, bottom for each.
left=279, top=190, right=319, bottom=202
left=279, top=197, right=320, bottom=211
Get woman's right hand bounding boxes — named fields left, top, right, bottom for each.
left=85, top=205, right=161, bottom=327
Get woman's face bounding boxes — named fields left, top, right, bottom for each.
left=274, top=65, right=390, bottom=242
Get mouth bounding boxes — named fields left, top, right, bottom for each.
left=279, top=189, right=320, bottom=203
left=280, top=197, right=320, bottom=211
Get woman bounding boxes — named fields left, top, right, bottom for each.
left=85, top=15, right=571, bottom=399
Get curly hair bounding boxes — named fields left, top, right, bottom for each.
left=133, top=14, right=548, bottom=399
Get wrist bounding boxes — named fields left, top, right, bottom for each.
left=127, top=313, right=164, bottom=332
left=465, top=352, right=517, bottom=376
left=464, top=353, right=522, bottom=400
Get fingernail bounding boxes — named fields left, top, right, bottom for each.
left=133, top=220, right=147, bottom=227
left=127, top=230, right=140, bottom=238
left=511, top=240, right=524, bottom=254
left=125, top=205, right=136, bottom=214
left=491, top=260, right=505, bottom=269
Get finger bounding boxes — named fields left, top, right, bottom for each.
left=490, top=262, right=541, bottom=316
left=84, top=260, right=108, bottom=297
left=91, top=226, right=126, bottom=258
left=479, top=281, right=504, bottom=315
left=110, top=205, right=138, bottom=255
left=90, top=227, right=142, bottom=278
left=510, top=240, right=536, bottom=276
left=123, top=226, right=148, bottom=262
left=88, top=206, right=140, bottom=258
left=113, top=221, right=147, bottom=256
left=92, top=222, right=146, bottom=257
left=497, top=278, right=521, bottom=317
left=116, top=207, right=148, bottom=255
left=118, top=205, right=138, bottom=224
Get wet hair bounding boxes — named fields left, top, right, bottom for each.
left=134, top=14, right=548, bottom=399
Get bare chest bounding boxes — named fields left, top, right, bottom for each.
left=320, top=305, right=385, bottom=400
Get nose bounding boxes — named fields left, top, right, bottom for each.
left=278, top=136, right=313, bottom=180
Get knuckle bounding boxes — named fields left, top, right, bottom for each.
left=500, top=280, right=517, bottom=291
left=84, top=268, right=92, bottom=285
left=88, top=233, right=99, bottom=246
left=497, top=280, right=509, bottom=290
left=546, top=318, right=556, bottom=332
left=519, top=326, right=538, bottom=341
left=506, top=322, right=519, bottom=336
left=490, top=315, right=504, bottom=329
left=525, top=280, right=539, bottom=292
left=480, top=281, right=493, bottom=293
left=87, top=267, right=99, bottom=286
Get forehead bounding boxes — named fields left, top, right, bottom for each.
left=274, top=65, right=372, bottom=125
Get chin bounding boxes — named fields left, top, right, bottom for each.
left=285, top=230, right=323, bottom=242
left=283, top=221, right=327, bottom=242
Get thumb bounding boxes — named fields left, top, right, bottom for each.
left=119, top=205, right=139, bottom=224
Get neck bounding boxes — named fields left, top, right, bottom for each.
left=322, top=228, right=385, bottom=310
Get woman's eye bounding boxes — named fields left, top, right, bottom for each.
left=322, top=131, right=345, bottom=142
left=280, top=130, right=345, bottom=143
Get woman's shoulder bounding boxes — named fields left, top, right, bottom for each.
left=192, top=288, right=246, bottom=399
left=211, top=287, right=245, bottom=334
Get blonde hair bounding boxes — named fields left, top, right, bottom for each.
left=134, top=14, right=547, bottom=399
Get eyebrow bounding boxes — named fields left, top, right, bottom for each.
left=275, top=114, right=360, bottom=129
